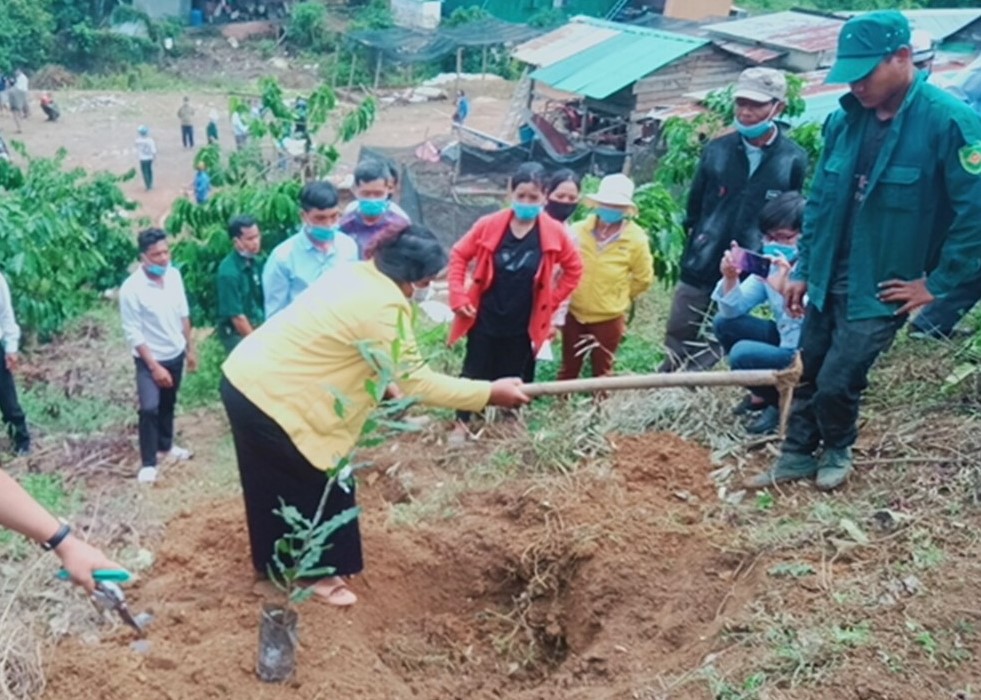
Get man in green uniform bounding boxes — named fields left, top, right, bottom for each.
left=745, top=11, right=981, bottom=491
left=217, top=216, right=264, bottom=352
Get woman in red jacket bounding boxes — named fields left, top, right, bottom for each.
left=447, top=162, right=583, bottom=438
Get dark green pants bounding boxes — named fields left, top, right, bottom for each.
left=139, top=160, right=153, bottom=190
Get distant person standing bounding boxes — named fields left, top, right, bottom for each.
left=119, top=229, right=197, bottom=484
left=262, top=181, right=359, bottom=317
left=13, top=70, right=29, bottom=117
left=231, top=109, right=249, bottom=150
left=0, top=272, right=31, bottom=456
left=217, top=216, right=264, bottom=352
left=452, top=90, right=469, bottom=125
left=206, top=110, right=219, bottom=144
left=8, top=69, right=28, bottom=123
left=135, top=126, right=157, bottom=191
left=0, top=74, right=9, bottom=113
left=178, top=96, right=195, bottom=149
left=339, top=159, right=410, bottom=257
left=192, top=161, right=211, bottom=204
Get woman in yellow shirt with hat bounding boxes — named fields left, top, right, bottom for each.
left=559, top=174, right=654, bottom=379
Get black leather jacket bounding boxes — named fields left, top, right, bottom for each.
left=680, top=128, right=807, bottom=289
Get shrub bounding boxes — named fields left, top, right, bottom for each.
left=0, top=145, right=137, bottom=340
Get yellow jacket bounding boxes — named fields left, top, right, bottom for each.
left=223, top=262, right=491, bottom=471
left=568, top=216, right=655, bottom=324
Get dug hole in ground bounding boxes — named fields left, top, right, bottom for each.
left=42, top=429, right=745, bottom=700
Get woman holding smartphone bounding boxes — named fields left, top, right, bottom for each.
left=712, top=192, right=805, bottom=434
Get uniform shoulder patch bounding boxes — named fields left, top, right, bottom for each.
left=958, top=143, right=981, bottom=175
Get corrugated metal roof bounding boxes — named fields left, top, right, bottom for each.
left=512, top=19, right=619, bottom=68
left=837, top=9, right=981, bottom=43
left=715, top=40, right=785, bottom=64
left=528, top=21, right=708, bottom=100
left=705, top=10, right=843, bottom=54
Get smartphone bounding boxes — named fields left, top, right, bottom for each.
left=733, top=248, right=771, bottom=278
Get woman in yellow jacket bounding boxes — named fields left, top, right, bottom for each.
left=559, top=174, right=654, bottom=379
left=221, top=225, right=529, bottom=607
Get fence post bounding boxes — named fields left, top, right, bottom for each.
left=374, top=50, right=384, bottom=90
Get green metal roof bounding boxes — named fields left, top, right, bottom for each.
left=530, top=23, right=708, bottom=100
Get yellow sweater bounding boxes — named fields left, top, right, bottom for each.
left=223, top=262, right=491, bottom=471
left=568, top=216, right=655, bottom=324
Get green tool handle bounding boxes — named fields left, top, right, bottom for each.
left=56, top=568, right=132, bottom=583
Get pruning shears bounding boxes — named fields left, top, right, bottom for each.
left=56, top=569, right=150, bottom=636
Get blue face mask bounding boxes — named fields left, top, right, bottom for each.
left=145, top=263, right=168, bottom=278
left=306, top=224, right=337, bottom=243
left=359, top=198, right=389, bottom=218
left=511, top=202, right=543, bottom=221
left=596, top=207, right=626, bottom=224
left=763, top=242, right=798, bottom=263
left=735, top=118, right=774, bottom=140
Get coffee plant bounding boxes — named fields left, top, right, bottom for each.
left=0, top=144, right=136, bottom=340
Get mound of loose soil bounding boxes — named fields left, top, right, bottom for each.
left=44, top=432, right=758, bottom=700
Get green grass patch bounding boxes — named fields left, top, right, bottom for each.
left=20, top=382, right=132, bottom=435
left=179, top=334, right=226, bottom=410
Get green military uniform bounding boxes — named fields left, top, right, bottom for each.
left=795, top=73, right=981, bottom=319
left=750, top=10, right=981, bottom=492
left=217, top=252, right=264, bottom=352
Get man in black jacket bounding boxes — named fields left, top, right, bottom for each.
left=661, top=67, right=808, bottom=371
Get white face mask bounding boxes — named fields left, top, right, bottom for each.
left=412, top=284, right=432, bottom=303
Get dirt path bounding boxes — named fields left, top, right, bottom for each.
left=0, top=82, right=512, bottom=225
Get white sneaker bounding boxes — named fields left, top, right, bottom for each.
left=166, top=445, right=193, bottom=461
left=137, top=466, right=158, bottom=484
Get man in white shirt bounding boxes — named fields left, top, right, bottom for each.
left=0, top=272, right=30, bottom=455
left=119, top=229, right=198, bottom=483
left=135, top=125, right=157, bottom=191
left=231, top=110, right=249, bottom=150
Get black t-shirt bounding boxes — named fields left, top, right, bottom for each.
left=474, top=225, right=542, bottom=337
left=830, top=115, right=892, bottom=293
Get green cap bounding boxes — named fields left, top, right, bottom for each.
left=827, top=10, right=911, bottom=85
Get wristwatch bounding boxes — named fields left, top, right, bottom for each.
left=41, top=521, right=71, bottom=551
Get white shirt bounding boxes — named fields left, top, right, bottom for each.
left=232, top=111, right=248, bottom=137
left=119, top=266, right=190, bottom=361
left=135, top=136, right=157, bottom=162
left=14, top=73, right=27, bottom=91
left=0, top=273, right=22, bottom=354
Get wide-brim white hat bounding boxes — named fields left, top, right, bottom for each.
left=584, top=173, right=637, bottom=215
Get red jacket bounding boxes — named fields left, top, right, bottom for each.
left=447, top=209, right=583, bottom=352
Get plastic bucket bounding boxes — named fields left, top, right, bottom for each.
left=190, top=9, right=204, bottom=26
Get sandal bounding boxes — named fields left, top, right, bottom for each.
left=311, top=579, right=358, bottom=607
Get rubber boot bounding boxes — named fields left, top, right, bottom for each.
left=742, top=451, right=818, bottom=489
left=816, top=447, right=853, bottom=491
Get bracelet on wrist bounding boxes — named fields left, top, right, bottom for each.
left=42, top=521, right=71, bottom=552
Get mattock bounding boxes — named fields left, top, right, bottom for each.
left=522, top=353, right=804, bottom=438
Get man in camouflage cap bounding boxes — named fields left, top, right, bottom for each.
left=745, top=11, right=981, bottom=491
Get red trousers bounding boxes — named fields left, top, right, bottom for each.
left=558, top=314, right=626, bottom=380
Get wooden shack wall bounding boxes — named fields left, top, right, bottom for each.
left=631, top=46, right=745, bottom=119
